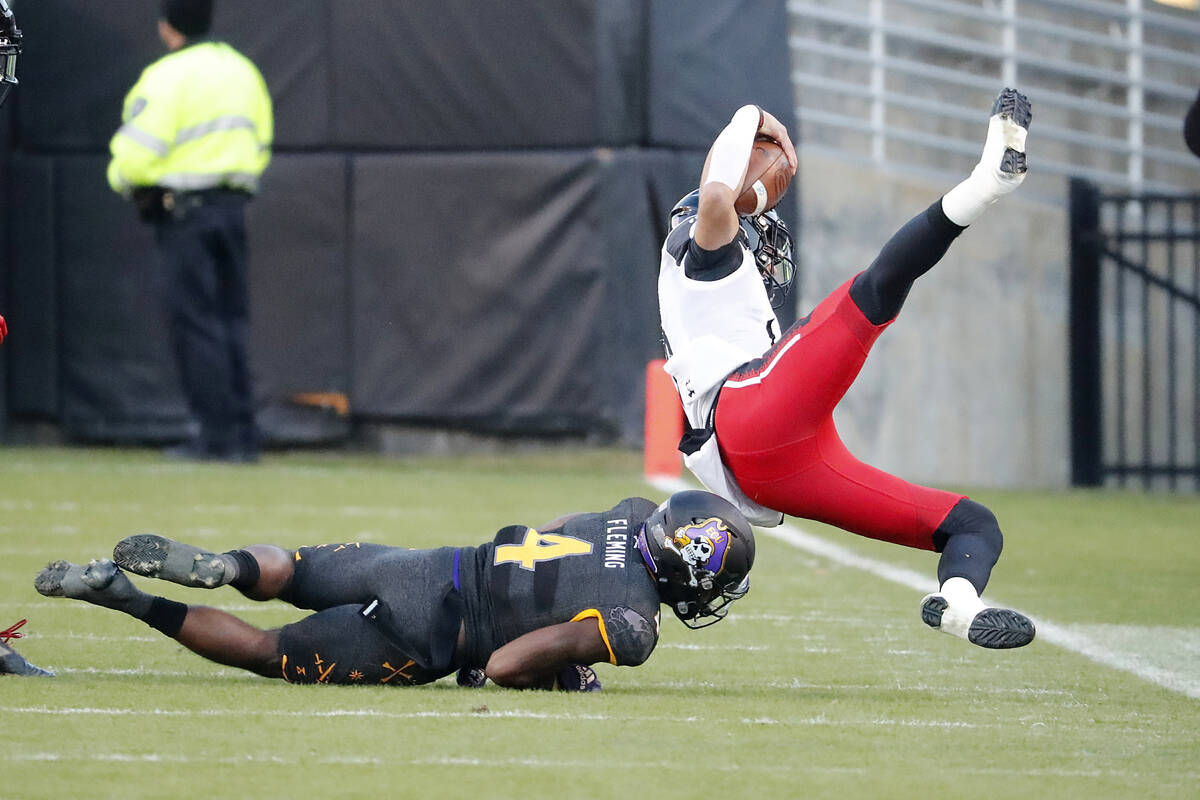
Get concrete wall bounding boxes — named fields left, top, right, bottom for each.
left=797, top=152, right=1071, bottom=489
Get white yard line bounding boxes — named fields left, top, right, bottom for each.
left=648, top=476, right=1200, bottom=700
left=6, top=748, right=1194, bottom=780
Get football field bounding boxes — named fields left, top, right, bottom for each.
left=1, top=447, right=1197, bottom=799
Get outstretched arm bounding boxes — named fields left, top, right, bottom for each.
left=694, top=106, right=797, bottom=251
left=484, top=618, right=610, bottom=689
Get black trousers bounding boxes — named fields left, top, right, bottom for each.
left=154, top=198, right=256, bottom=455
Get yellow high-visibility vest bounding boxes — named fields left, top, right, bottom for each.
left=108, top=41, right=273, bottom=195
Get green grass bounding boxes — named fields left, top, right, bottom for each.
left=1, top=446, right=1197, bottom=799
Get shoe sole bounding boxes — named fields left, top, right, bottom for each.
left=33, top=560, right=72, bottom=597
left=991, top=88, right=1031, bottom=177
left=922, top=594, right=1035, bottom=649
left=921, top=594, right=948, bottom=628
left=967, top=608, right=1036, bottom=649
left=113, top=534, right=227, bottom=588
left=992, top=88, right=1032, bottom=129
left=1000, top=148, right=1027, bottom=176
left=34, top=558, right=127, bottom=610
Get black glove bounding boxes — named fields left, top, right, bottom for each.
left=456, top=665, right=486, bottom=688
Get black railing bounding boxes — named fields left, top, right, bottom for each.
left=1069, top=178, right=1200, bottom=490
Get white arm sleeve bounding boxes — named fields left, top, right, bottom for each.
left=704, top=105, right=761, bottom=191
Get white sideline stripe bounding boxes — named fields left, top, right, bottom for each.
left=648, top=475, right=1200, bottom=701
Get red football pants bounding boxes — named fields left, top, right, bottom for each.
left=715, top=277, right=963, bottom=550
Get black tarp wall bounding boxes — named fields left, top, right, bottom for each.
left=1, top=0, right=796, bottom=445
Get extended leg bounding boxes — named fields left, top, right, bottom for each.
left=114, top=535, right=397, bottom=611
left=721, top=418, right=1034, bottom=649
left=34, top=559, right=281, bottom=677
left=848, top=88, right=1032, bottom=326
left=848, top=201, right=965, bottom=325
left=924, top=499, right=1035, bottom=649
left=114, top=535, right=292, bottom=600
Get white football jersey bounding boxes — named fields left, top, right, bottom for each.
left=658, top=219, right=780, bottom=429
left=657, top=218, right=785, bottom=528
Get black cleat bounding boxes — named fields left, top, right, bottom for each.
left=34, top=558, right=141, bottom=611
left=921, top=594, right=949, bottom=628
left=991, top=87, right=1033, bottom=129
left=1000, top=148, right=1027, bottom=176
left=113, top=534, right=231, bottom=588
left=921, top=587, right=1035, bottom=650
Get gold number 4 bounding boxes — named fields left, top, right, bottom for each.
left=494, top=528, right=593, bottom=571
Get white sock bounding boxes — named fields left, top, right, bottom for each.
left=941, top=112, right=1028, bottom=226
left=940, top=576, right=986, bottom=614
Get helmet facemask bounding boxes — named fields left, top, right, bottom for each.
left=745, top=210, right=795, bottom=310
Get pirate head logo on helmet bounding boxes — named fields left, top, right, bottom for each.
left=637, top=491, right=756, bottom=628
left=669, top=518, right=731, bottom=575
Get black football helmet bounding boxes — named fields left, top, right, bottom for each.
left=669, top=188, right=701, bottom=230
left=0, top=0, right=20, bottom=109
left=668, top=189, right=796, bottom=309
left=636, top=490, right=756, bottom=628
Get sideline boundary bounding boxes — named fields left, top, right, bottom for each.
left=648, top=476, right=1200, bottom=700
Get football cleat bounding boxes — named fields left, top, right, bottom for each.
left=0, top=619, right=54, bottom=677
left=35, top=558, right=130, bottom=604
left=980, top=88, right=1031, bottom=190
left=921, top=578, right=1035, bottom=650
left=0, top=641, right=54, bottom=677
left=113, top=534, right=231, bottom=588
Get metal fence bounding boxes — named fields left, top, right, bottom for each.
left=1070, top=178, right=1200, bottom=490
left=788, top=0, right=1200, bottom=193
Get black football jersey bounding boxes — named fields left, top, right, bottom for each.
left=459, top=497, right=661, bottom=667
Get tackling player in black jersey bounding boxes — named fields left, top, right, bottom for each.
left=34, top=491, right=754, bottom=690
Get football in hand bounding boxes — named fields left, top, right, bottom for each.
left=735, top=136, right=792, bottom=216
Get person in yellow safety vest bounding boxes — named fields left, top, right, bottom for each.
left=109, top=0, right=273, bottom=463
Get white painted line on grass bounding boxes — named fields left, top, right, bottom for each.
left=648, top=476, right=1200, bottom=700
left=9, top=750, right=1192, bottom=780
left=0, top=704, right=1023, bottom=732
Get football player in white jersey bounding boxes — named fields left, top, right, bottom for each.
left=657, top=90, right=1037, bottom=649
